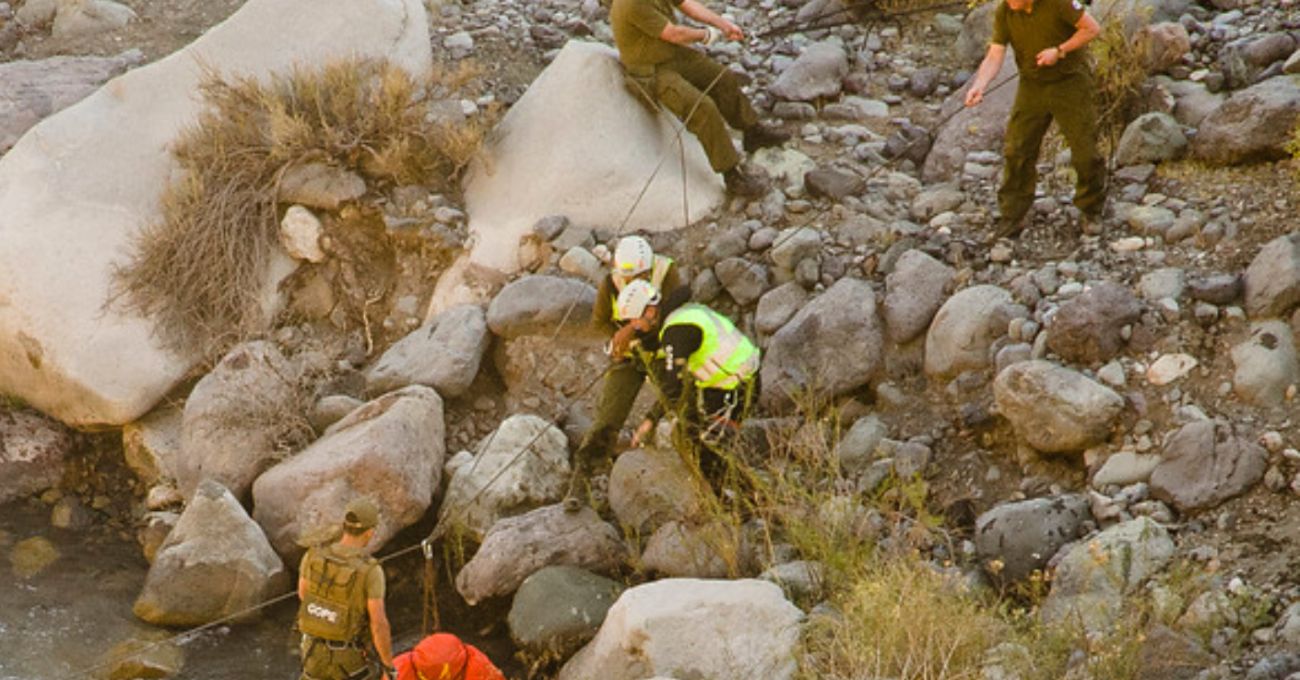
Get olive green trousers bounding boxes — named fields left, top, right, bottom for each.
left=630, top=48, right=759, bottom=173
left=999, top=72, right=1108, bottom=224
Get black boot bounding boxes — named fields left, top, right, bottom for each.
left=742, top=122, right=791, bottom=153
left=723, top=164, right=768, bottom=198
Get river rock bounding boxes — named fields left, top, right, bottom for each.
left=1042, top=517, right=1174, bottom=632
left=954, top=1, right=997, bottom=67
left=0, top=51, right=142, bottom=154
left=608, top=447, right=702, bottom=534
left=102, top=634, right=185, bottom=680
left=994, top=360, right=1125, bottom=453
left=974, top=495, right=1091, bottom=584
left=365, top=304, right=489, bottom=397
left=884, top=249, right=954, bottom=344
left=456, top=504, right=627, bottom=605
left=252, top=386, right=445, bottom=558
left=134, top=480, right=289, bottom=626
left=770, top=39, right=848, bottom=102
left=922, top=52, right=1018, bottom=183
left=1150, top=420, right=1268, bottom=513
left=1093, top=451, right=1162, bottom=487
left=1190, top=75, right=1300, bottom=165
left=1158, top=77, right=1225, bottom=127
left=277, top=161, right=366, bottom=210
left=51, top=0, right=136, bottom=39
left=10, top=535, right=60, bottom=579
left=440, top=414, right=570, bottom=539
left=805, top=166, right=864, bottom=201
left=1046, top=281, right=1142, bottom=364
left=122, top=404, right=183, bottom=486
left=1244, top=233, right=1300, bottom=319
left=769, top=227, right=822, bottom=272
left=509, top=565, right=625, bottom=659
left=557, top=579, right=803, bottom=680
left=1232, top=321, right=1300, bottom=407
left=0, top=0, right=431, bottom=427
left=640, top=521, right=740, bottom=579
left=755, top=282, right=809, bottom=336
left=761, top=277, right=883, bottom=411
left=278, top=206, right=325, bottom=263
left=834, top=414, right=887, bottom=475
left=1138, top=22, right=1191, bottom=72
left=457, top=41, right=720, bottom=298
left=1115, top=112, right=1187, bottom=166
left=714, top=257, right=770, bottom=306
left=486, top=275, right=597, bottom=340
left=0, top=409, right=75, bottom=504
left=925, top=285, right=1012, bottom=379
left=175, top=342, right=298, bottom=501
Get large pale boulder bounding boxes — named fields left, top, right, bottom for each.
left=1190, top=75, right=1300, bottom=166
left=440, top=414, right=571, bottom=539
left=884, top=249, right=955, bottom=344
left=176, top=341, right=299, bottom=500
left=485, top=275, right=597, bottom=340
left=924, top=285, right=1012, bottom=379
left=0, top=409, right=76, bottom=504
left=994, top=361, right=1125, bottom=453
left=453, top=41, right=720, bottom=301
left=761, top=278, right=884, bottom=411
left=770, top=39, right=849, bottom=102
left=455, top=504, right=627, bottom=604
left=922, top=52, right=1018, bottom=183
left=557, top=579, right=803, bottom=680
left=133, top=480, right=289, bottom=626
left=0, top=51, right=142, bottom=154
left=1149, top=420, right=1268, bottom=513
left=252, top=386, right=445, bottom=558
left=365, top=304, right=489, bottom=397
left=0, top=0, right=431, bottom=427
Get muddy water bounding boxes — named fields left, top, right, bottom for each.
left=0, top=501, right=523, bottom=680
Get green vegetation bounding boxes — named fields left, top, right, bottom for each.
left=1091, top=9, right=1155, bottom=155
left=112, top=59, right=491, bottom=361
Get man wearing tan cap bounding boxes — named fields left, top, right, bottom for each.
left=296, top=498, right=396, bottom=680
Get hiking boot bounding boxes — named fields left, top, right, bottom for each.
left=723, top=164, right=768, bottom=198
left=1080, top=210, right=1105, bottom=236
left=987, top=214, right=1028, bottom=243
left=742, top=122, right=790, bottom=153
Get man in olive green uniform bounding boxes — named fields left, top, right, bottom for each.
left=611, top=0, right=788, bottom=197
left=297, top=498, right=395, bottom=680
left=964, top=0, right=1105, bottom=238
left=565, top=236, right=690, bottom=510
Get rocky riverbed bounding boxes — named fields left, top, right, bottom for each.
left=2, top=0, right=1300, bottom=677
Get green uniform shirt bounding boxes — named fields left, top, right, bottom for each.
left=992, top=0, right=1087, bottom=82
left=611, top=0, right=686, bottom=70
left=299, top=543, right=386, bottom=601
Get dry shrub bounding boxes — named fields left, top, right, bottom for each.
left=800, top=559, right=1006, bottom=680
left=112, top=59, right=492, bottom=360
left=1091, top=10, right=1154, bottom=154
left=1287, top=119, right=1300, bottom=182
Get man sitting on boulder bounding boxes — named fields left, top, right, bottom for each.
left=616, top=279, right=762, bottom=484
left=611, top=0, right=789, bottom=197
left=566, top=235, right=690, bottom=510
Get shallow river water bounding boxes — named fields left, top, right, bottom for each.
left=0, top=500, right=521, bottom=680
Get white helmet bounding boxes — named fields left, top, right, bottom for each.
left=613, top=236, right=654, bottom=278
left=615, top=279, right=661, bottom=321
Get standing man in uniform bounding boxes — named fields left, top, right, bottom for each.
left=566, top=235, right=691, bottom=510
left=964, top=0, right=1105, bottom=239
left=616, top=279, right=761, bottom=484
left=297, top=498, right=395, bottom=680
left=611, top=0, right=789, bottom=197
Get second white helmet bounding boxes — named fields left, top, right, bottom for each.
left=613, top=236, right=654, bottom=278
left=615, top=279, right=661, bottom=321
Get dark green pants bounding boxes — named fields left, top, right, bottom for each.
left=632, top=48, right=759, bottom=173
left=300, top=636, right=375, bottom=680
left=573, top=359, right=648, bottom=474
left=999, top=72, right=1107, bottom=224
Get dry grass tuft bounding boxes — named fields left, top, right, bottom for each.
left=1091, top=10, right=1154, bottom=155
left=112, top=59, right=492, bottom=360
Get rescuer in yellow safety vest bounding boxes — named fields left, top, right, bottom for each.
left=617, top=278, right=761, bottom=482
